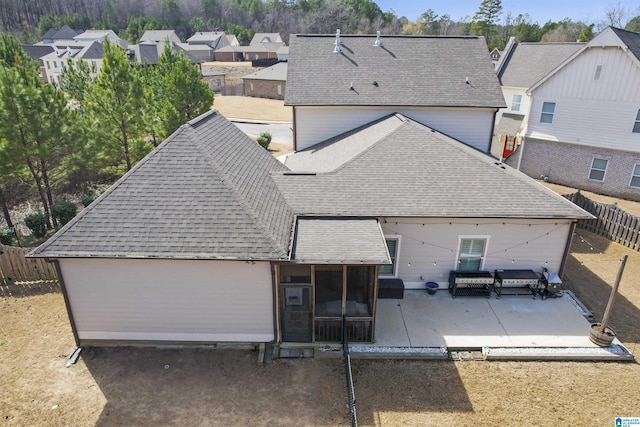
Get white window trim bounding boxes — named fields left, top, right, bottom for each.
left=629, top=164, right=640, bottom=189
left=379, top=235, right=401, bottom=277
left=589, top=157, right=608, bottom=182
left=540, top=101, right=556, bottom=124
left=633, top=109, right=640, bottom=134
left=454, top=235, right=491, bottom=271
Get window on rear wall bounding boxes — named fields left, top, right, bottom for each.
left=634, top=110, right=640, bottom=133
left=589, top=158, right=608, bottom=182
left=630, top=164, right=640, bottom=188
left=540, top=102, right=556, bottom=123
left=457, top=238, right=487, bottom=272
left=379, top=238, right=399, bottom=276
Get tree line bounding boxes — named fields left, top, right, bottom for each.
left=2, top=0, right=639, bottom=48
left=0, top=33, right=213, bottom=239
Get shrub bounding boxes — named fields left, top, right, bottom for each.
left=52, top=200, right=78, bottom=226
left=81, top=194, right=96, bottom=207
left=256, top=131, right=272, bottom=150
left=0, top=227, right=13, bottom=245
left=24, top=212, right=47, bottom=238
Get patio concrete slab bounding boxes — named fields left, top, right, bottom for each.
left=369, top=289, right=633, bottom=361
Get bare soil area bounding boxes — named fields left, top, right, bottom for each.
left=542, top=180, right=640, bottom=217
left=2, top=228, right=639, bottom=426
left=213, top=95, right=292, bottom=122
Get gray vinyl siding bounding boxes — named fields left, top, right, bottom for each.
left=295, top=106, right=495, bottom=152
left=380, top=218, right=572, bottom=289
left=59, top=258, right=274, bottom=343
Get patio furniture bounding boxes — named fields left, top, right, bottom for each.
left=378, top=278, right=404, bottom=299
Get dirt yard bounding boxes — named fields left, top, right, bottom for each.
left=2, top=227, right=639, bottom=426
left=213, top=95, right=292, bottom=122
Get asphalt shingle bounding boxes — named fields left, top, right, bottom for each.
left=274, top=114, right=593, bottom=220
left=285, top=34, right=506, bottom=108
left=31, top=111, right=294, bottom=260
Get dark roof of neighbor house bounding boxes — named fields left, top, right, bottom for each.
left=129, top=41, right=201, bottom=65
left=274, top=114, right=593, bottom=220
left=242, top=62, right=287, bottom=81
left=497, top=41, right=584, bottom=88
left=285, top=34, right=506, bottom=108
left=51, top=25, right=82, bottom=41
left=611, top=27, right=640, bottom=62
left=30, top=111, right=295, bottom=260
left=21, top=44, right=54, bottom=62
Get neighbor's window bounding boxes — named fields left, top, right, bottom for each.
left=457, top=238, right=487, bottom=272
left=277, top=84, right=282, bottom=96
left=250, top=83, right=254, bottom=91
left=540, top=102, right=556, bottom=123
left=379, top=238, right=399, bottom=276
left=510, top=94, right=522, bottom=111
left=634, top=110, right=640, bottom=133
left=46, top=61, right=50, bottom=69
left=594, top=65, right=603, bottom=81
left=589, top=158, right=608, bottom=182
left=630, top=164, right=640, bottom=188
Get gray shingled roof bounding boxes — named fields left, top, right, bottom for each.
left=30, top=111, right=294, bottom=260
left=612, top=27, right=640, bottom=62
left=21, top=44, right=54, bottom=62
left=274, top=114, right=593, bottom=220
left=495, top=113, right=524, bottom=135
left=285, top=34, right=506, bottom=108
left=291, top=218, right=390, bottom=264
left=242, top=62, right=287, bottom=81
left=498, top=41, right=584, bottom=88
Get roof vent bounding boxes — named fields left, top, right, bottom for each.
left=333, top=29, right=342, bottom=53
left=374, top=31, right=382, bottom=47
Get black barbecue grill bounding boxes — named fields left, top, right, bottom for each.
left=494, top=269, right=541, bottom=298
left=448, top=271, right=494, bottom=298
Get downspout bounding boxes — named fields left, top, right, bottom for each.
left=559, top=222, right=577, bottom=278
left=48, top=259, right=80, bottom=347
left=516, top=134, right=525, bottom=171
left=270, top=262, right=280, bottom=343
left=488, top=108, right=498, bottom=154
left=292, top=106, right=297, bottom=152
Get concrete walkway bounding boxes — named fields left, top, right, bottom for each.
left=359, top=289, right=633, bottom=361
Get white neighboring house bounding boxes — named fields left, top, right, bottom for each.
left=511, top=27, right=640, bottom=201
left=139, top=30, right=181, bottom=44
left=41, top=42, right=104, bottom=86
left=492, top=38, right=583, bottom=161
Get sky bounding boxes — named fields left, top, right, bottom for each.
left=374, top=0, right=640, bottom=25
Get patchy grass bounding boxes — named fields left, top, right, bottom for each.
left=213, top=95, right=292, bottom=122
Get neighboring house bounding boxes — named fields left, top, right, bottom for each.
left=512, top=27, right=640, bottom=201
left=139, top=30, right=181, bottom=44
left=21, top=44, right=55, bottom=82
left=243, top=62, right=287, bottom=100
left=492, top=38, right=584, bottom=160
left=277, top=45, right=289, bottom=61
left=27, top=27, right=128, bottom=85
left=184, top=31, right=240, bottom=61
left=30, top=32, right=592, bottom=348
left=490, top=47, right=501, bottom=62
left=201, top=65, right=226, bottom=91
left=40, top=25, right=82, bottom=43
left=126, top=41, right=201, bottom=66
left=215, top=32, right=284, bottom=62
left=285, top=33, right=506, bottom=152
left=40, top=42, right=104, bottom=86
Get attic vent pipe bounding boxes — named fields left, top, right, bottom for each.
left=374, top=31, right=382, bottom=47
left=333, top=29, right=342, bottom=53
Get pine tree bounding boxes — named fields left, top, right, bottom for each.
left=471, top=0, right=503, bottom=40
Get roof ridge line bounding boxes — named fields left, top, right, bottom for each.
left=188, top=123, right=291, bottom=258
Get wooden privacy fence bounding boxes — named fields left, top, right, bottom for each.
left=564, top=191, right=640, bottom=251
left=0, top=244, right=57, bottom=285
